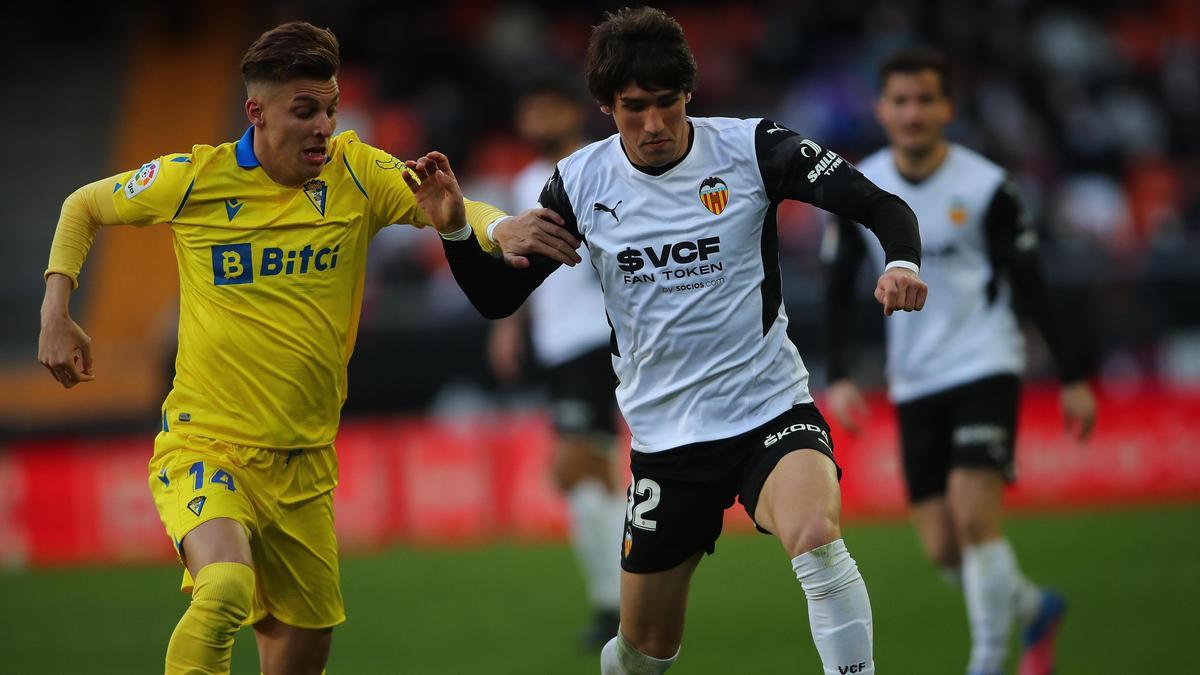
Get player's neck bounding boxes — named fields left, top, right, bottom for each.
left=891, top=140, right=949, bottom=184
left=252, top=133, right=308, bottom=188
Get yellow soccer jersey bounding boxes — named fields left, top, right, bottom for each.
left=92, top=127, right=500, bottom=448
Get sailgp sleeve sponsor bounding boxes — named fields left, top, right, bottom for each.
left=753, top=119, right=920, bottom=269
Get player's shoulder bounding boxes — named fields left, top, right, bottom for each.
left=947, top=143, right=1006, bottom=184
left=855, top=147, right=892, bottom=175
left=691, top=115, right=758, bottom=132
left=329, top=129, right=369, bottom=164
left=556, top=135, right=620, bottom=186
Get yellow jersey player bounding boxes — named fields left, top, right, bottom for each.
left=36, top=21, right=578, bottom=675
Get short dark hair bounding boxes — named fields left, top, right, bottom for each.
left=241, top=21, right=340, bottom=87
left=585, top=7, right=697, bottom=105
left=878, top=47, right=952, bottom=98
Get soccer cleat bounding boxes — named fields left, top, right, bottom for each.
left=1019, top=589, right=1067, bottom=675
left=579, top=608, right=621, bottom=651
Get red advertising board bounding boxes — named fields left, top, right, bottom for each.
left=1, top=383, right=1197, bottom=567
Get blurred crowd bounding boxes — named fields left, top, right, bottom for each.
left=7, top=0, right=1198, bottom=427
left=275, top=0, right=1198, bottom=401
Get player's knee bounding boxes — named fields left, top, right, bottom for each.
left=920, top=536, right=960, bottom=569
left=191, top=561, right=255, bottom=630
left=950, top=508, right=999, bottom=547
left=783, top=514, right=841, bottom=559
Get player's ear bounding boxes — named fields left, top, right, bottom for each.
left=599, top=104, right=613, bottom=116
left=684, top=91, right=692, bottom=104
left=246, top=98, right=265, bottom=127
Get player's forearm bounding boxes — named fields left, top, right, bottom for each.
left=41, top=273, right=74, bottom=319
left=463, top=199, right=506, bottom=254
left=857, top=192, right=922, bottom=270
left=823, top=245, right=862, bottom=383
left=441, top=232, right=553, bottom=319
left=45, top=178, right=121, bottom=288
left=1010, top=255, right=1088, bottom=383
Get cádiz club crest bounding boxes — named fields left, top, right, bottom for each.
left=699, top=176, right=729, bottom=216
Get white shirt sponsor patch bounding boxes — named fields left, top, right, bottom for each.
left=124, top=159, right=161, bottom=199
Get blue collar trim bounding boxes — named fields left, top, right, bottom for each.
left=235, top=126, right=259, bottom=168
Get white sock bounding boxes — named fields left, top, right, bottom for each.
left=567, top=479, right=625, bottom=611
left=962, top=538, right=1020, bottom=673
left=792, top=539, right=875, bottom=675
left=600, top=632, right=678, bottom=674
left=1013, top=571, right=1043, bottom=626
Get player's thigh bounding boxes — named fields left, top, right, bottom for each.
left=621, top=447, right=731, bottom=576
left=946, top=374, right=1021, bottom=481
left=897, top=393, right=954, bottom=504
left=548, top=347, right=620, bottom=489
left=618, top=551, right=703, bottom=659
left=253, top=614, right=332, bottom=675
left=149, top=432, right=259, bottom=581
left=183, top=518, right=253, bottom=575
left=738, top=404, right=842, bottom=558
left=752, top=449, right=842, bottom=558
left=553, top=432, right=618, bottom=489
left=252, top=487, right=345, bottom=630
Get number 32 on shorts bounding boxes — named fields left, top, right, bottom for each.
left=626, top=477, right=661, bottom=531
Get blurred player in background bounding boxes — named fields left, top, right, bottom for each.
left=409, top=8, right=928, bottom=674
left=822, top=48, right=1098, bottom=675
left=487, top=79, right=626, bottom=649
left=36, top=21, right=564, bottom=675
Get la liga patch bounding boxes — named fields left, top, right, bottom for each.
left=124, top=159, right=161, bottom=199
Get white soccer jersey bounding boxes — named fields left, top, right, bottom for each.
left=851, top=144, right=1024, bottom=402
left=554, top=118, right=809, bottom=451
left=511, top=158, right=611, bottom=367
left=444, top=116, right=921, bottom=453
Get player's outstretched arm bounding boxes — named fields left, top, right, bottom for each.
left=403, top=151, right=580, bottom=267
left=38, top=177, right=125, bottom=388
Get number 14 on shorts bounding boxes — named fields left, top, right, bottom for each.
left=188, top=461, right=236, bottom=492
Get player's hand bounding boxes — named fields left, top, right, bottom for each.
left=826, top=379, right=868, bottom=435
left=38, top=311, right=94, bottom=389
left=487, top=316, right=524, bottom=384
left=874, top=267, right=927, bottom=316
left=1061, top=381, right=1097, bottom=442
left=402, top=151, right=467, bottom=234
left=493, top=208, right=581, bottom=268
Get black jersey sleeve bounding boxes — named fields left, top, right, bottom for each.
left=755, top=119, right=921, bottom=269
left=823, top=216, right=868, bottom=383
left=441, top=167, right=576, bottom=319
left=983, top=179, right=1088, bottom=383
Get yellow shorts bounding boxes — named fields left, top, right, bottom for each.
left=149, top=430, right=345, bottom=629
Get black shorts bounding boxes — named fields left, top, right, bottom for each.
left=896, top=374, right=1021, bottom=503
left=620, top=403, right=840, bottom=574
left=544, top=346, right=618, bottom=437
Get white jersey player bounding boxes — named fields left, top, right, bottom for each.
left=416, top=9, right=928, bottom=675
left=823, top=47, right=1097, bottom=675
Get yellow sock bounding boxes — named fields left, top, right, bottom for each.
left=165, top=562, right=255, bottom=675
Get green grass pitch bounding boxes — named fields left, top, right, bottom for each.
left=2, top=505, right=1195, bottom=673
